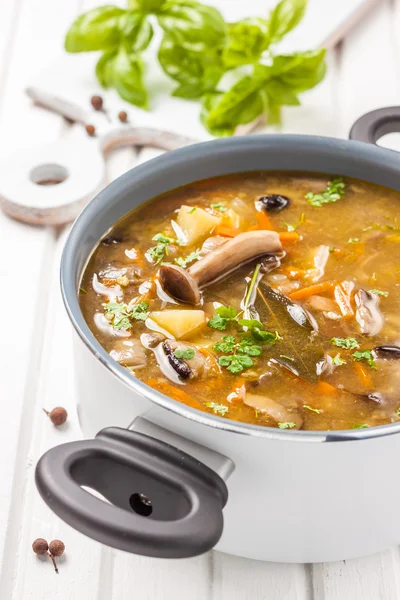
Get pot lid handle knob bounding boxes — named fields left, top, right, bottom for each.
left=35, top=427, right=228, bottom=558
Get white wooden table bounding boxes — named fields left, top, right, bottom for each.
left=2, top=1, right=400, bottom=598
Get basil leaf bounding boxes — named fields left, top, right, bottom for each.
left=264, top=80, right=300, bottom=106
left=222, top=18, right=269, bottom=68
left=158, top=35, right=222, bottom=99
left=120, top=12, right=153, bottom=52
left=129, top=0, right=166, bottom=12
left=96, top=50, right=117, bottom=88
left=266, top=0, right=307, bottom=45
left=65, top=6, right=126, bottom=52
left=112, top=47, right=148, bottom=109
left=157, top=0, right=227, bottom=53
left=201, top=75, right=265, bottom=136
left=201, top=93, right=236, bottom=137
left=268, top=49, right=327, bottom=93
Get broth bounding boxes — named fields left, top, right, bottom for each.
left=80, top=172, right=400, bottom=431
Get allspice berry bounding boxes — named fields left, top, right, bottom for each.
left=49, top=540, right=65, bottom=557
left=118, top=110, right=128, bottom=123
left=32, top=538, right=48, bottom=555
left=91, top=95, right=103, bottom=111
left=43, top=407, right=68, bottom=426
left=85, top=124, right=96, bottom=137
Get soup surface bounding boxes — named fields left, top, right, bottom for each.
left=80, top=172, right=400, bottom=431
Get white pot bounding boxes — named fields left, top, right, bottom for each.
left=36, top=125, right=400, bottom=563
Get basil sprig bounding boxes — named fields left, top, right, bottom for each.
left=65, top=0, right=326, bottom=135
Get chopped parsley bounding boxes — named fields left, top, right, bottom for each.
left=278, top=422, right=296, bottom=429
left=208, top=305, right=239, bottom=330
left=205, top=402, right=229, bottom=416
left=331, top=337, right=360, bottom=350
left=129, top=301, right=150, bottom=321
left=280, top=354, right=294, bottom=361
left=104, top=302, right=132, bottom=330
left=188, top=207, right=197, bottom=214
left=284, top=213, right=306, bottom=232
left=352, top=350, right=377, bottom=369
left=368, top=289, right=389, bottom=297
left=174, top=348, right=195, bottom=360
left=396, top=408, right=400, bottom=417
left=79, top=287, right=87, bottom=294
left=348, top=237, right=360, bottom=244
left=332, top=353, right=346, bottom=366
left=238, top=319, right=278, bottom=343
left=210, top=203, right=228, bottom=213
left=352, top=424, right=369, bottom=429
left=303, top=405, right=322, bottom=414
left=174, top=251, right=201, bottom=268
left=305, top=177, right=345, bottom=207
left=213, top=336, right=262, bottom=374
left=145, top=233, right=176, bottom=265
left=104, top=301, right=149, bottom=329
left=329, top=247, right=335, bottom=253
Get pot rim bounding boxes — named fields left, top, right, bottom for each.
left=61, top=133, right=400, bottom=443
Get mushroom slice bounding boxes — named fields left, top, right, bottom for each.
left=355, top=289, right=384, bottom=336
left=160, top=230, right=282, bottom=304
left=244, top=393, right=303, bottom=429
left=109, top=339, right=147, bottom=367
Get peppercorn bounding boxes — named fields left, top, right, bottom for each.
left=32, top=538, right=48, bottom=555
left=49, top=540, right=65, bottom=557
left=118, top=110, right=128, bottom=123
left=91, top=95, right=103, bottom=111
left=43, top=407, right=68, bottom=426
left=85, top=124, right=96, bottom=137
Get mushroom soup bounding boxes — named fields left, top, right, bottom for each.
left=80, top=172, right=400, bottom=431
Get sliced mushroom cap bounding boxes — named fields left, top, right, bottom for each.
left=244, top=393, right=303, bottom=429
left=355, top=289, right=384, bottom=336
left=109, top=339, right=147, bottom=367
left=160, top=230, right=282, bottom=304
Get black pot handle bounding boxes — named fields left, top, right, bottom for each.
left=350, top=107, right=400, bottom=144
left=35, top=427, right=228, bottom=558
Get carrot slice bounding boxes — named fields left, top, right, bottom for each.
left=256, top=211, right=275, bottom=230
left=317, top=381, right=338, bottom=395
left=334, top=282, right=354, bottom=318
left=214, top=225, right=240, bottom=237
left=354, top=362, right=373, bottom=389
left=279, top=231, right=302, bottom=243
left=144, top=379, right=202, bottom=409
left=289, top=281, right=334, bottom=300
left=282, top=266, right=306, bottom=280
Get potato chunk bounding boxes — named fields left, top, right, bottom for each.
left=177, top=205, right=220, bottom=245
left=150, top=310, right=207, bottom=339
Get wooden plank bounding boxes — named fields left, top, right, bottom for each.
left=0, top=0, right=86, bottom=587
left=212, top=553, right=311, bottom=600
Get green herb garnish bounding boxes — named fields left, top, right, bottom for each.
left=205, top=402, right=229, bottom=416
left=331, top=337, right=360, bottom=350
left=189, top=207, right=197, bottom=214
left=278, top=422, right=296, bottom=429
left=208, top=306, right=239, bottom=330
left=352, top=424, right=369, bottom=429
left=368, top=289, right=389, bottom=297
left=305, top=177, right=345, bottom=207
left=174, top=348, right=196, bottom=360
left=65, top=0, right=326, bottom=136
left=303, top=405, right=322, bottom=414
left=145, top=233, right=175, bottom=264
left=213, top=335, right=262, bottom=373
left=284, top=213, right=306, bottom=232
left=332, top=353, right=346, bottom=366
left=104, top=301, right=132, bottom=330
left=174, top=251, right=201, bottom=268
left=79, top=287, right=87, bottom=294
left=348, top=237, right=360, bottom=244
left=129, top=301, right=150, bottom=321
left=280, top=354, right=294, bottom=361
left=210, top=203, right=228, bottom=212
left=352, top=350, right=377, bottom=369
left=105, top=300, right=149, bottom=329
